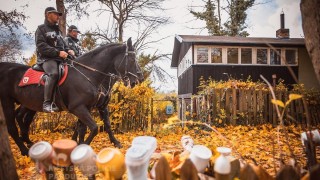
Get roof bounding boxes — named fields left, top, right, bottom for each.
left=171, top=35, right=305, bottom=67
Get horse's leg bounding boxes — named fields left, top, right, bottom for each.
left=98, top=107, right=122, bottom=148
left=71, top=121, right=79, bottom=142
left=3, top=99, right=29, bottom=156
left=70, top=107, right=98, bottom=145
left=77, top=121, right=87, bottom=144
left=22, top=109, right=36, bottom=147
left=16, top=106, right=36, bottom=146
left=72, top=120, right=87, bottom=144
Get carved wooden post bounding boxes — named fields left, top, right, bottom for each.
left=62, top=165, right=77, bottom=180
left=304, top=139, right=317, bottom=169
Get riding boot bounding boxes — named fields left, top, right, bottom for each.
left=43, top=75, right=59, bottom=112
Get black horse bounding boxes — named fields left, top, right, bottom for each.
left=0, top=38, right=143, bottom=155
left=16, top=76, right=122, bottom=148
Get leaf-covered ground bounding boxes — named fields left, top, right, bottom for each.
left=10, top=123, right=320, bottom=179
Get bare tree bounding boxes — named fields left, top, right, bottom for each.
left=0, top=101, right=19, bottom=180
left=66, top=0, right=169, bottom=43
left=0, top=34, right=22, bottom=62
left=64, top=0, right=173, bottom=83
left=300, top=0, right=320, bottom=84
left=96, top=0, right=169, bottom=43
left=0, top=9, right=26, bottom=32
left=0, top=9, right=27, bottom=62
left=139, top=52, right=174, bottom=83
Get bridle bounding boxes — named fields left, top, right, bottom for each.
left=116, top=46, right=142, bottom=84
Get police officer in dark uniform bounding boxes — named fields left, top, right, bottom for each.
left=65, top=25, right=82, bottom=57
left=35, top=7, right=74, bottom=112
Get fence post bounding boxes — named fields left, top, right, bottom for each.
left=225, top=89, right=230, bottom=124
left=231, top=88, right=237, bottom=125
left=182, top=97, right=185, bottom=127
left=191, top=96, right=194, bottom=119
left=196, top=96, right=199, bottom=120
left=150, top=98, right=153, bottom=131
left=272, top=90, right=277, bottom=126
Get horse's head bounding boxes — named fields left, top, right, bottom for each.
left=114, top=38, right=144, bottom=87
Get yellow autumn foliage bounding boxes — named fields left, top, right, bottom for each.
left=10, top=123, right=320, bottom=179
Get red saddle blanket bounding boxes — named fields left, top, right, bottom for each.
left=18, top=65, right=68, bottom=87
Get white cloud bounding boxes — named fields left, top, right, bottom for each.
left=247, top=0, right=303, bottom=37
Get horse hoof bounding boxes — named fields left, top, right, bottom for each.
left=114, top=142, right=123, bottom=148
left=21, top=149, right=29, bottom=156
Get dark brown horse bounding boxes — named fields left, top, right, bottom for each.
left=0, top=38, right=142, bottom=155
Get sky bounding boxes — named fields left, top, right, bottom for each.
left=1, top=0, right=304, bottom=92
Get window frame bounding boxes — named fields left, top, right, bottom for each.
left=210, top=47, right=223, bottom=63
left=195, top=46, right=209, bottom=64
left=284, top=48, right=298, bottom=65
left=240, top=47, right=253, bottom=64
left=256, top=48, right=269, bottom=65
left=227, top=47, right=239, bottom=64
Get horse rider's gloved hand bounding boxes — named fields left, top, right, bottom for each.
left=59, top=51, right=69, bottom=59
left=68, top=50, right=75, bottom=56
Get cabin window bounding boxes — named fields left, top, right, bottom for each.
left=285, top=49, right=297, bottom=65
left=227, top=48, right=238, bottom=64
left=257, top=49, right=268, bottom=64
left=197, top=47, right=208, bottom=63
left=241, top=48, right=252, bottom=64
left=270, top=49, right=281, bottom=65
left=211, top=47, right=222, bottom=63
left=193, top=46, right=298, bottom=66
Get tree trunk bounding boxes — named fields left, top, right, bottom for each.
left=300, top=0, right=320, bottom=84
left=217, top=0, right=221, bottom=31
left=118, top=23, right=124, bottom=43
left=0, top=101, right=19, bottom=180
left=56, top=0, right=67, bottom=37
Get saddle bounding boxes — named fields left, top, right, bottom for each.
left=18, top=63, right=68, bottom=87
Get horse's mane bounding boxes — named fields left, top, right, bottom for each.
left=78, top=43, right=125, bottom=60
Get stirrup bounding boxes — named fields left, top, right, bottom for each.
left=50, top=103, right=59, bottom=112
left=43, top=102, right=59, bottom=113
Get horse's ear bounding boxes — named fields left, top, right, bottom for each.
left=127, top=37, right=133, bottom=50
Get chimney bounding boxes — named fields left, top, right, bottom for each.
left=280, top=12, right=285, bottom=28
left=276, top=11, right=290, bottom=39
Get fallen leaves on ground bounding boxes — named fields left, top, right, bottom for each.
left=9, top=123, right=320, bottom=179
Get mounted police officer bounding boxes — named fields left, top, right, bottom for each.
left=35, top=7, right=74, bottom=113
left=65, top=25, right=82, bottom=57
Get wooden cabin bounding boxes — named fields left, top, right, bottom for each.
left=171, top=14, right=320, bottom=99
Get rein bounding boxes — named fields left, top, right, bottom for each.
left=67, top=58, right=120, bottom=79
left=66, top=49, right=139, bottom=81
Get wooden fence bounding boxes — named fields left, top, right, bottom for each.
left=179, top=88, right=320, bottom=126
left=116, top=100, right=150, bottom=132
left=29, top=99, right=151, bottom=135
left=29, top=88, right=320, bottom=134
left=29, top=96, right=176, bottom=134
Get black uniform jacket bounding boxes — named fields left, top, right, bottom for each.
left=35, top=19, right=69, bottom=64
left=65, top=35, right=81, bottom=57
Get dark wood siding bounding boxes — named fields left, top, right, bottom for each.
left=178, top=65, right=299, bottom=95
left=178, top=68, right=194, bottom=95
